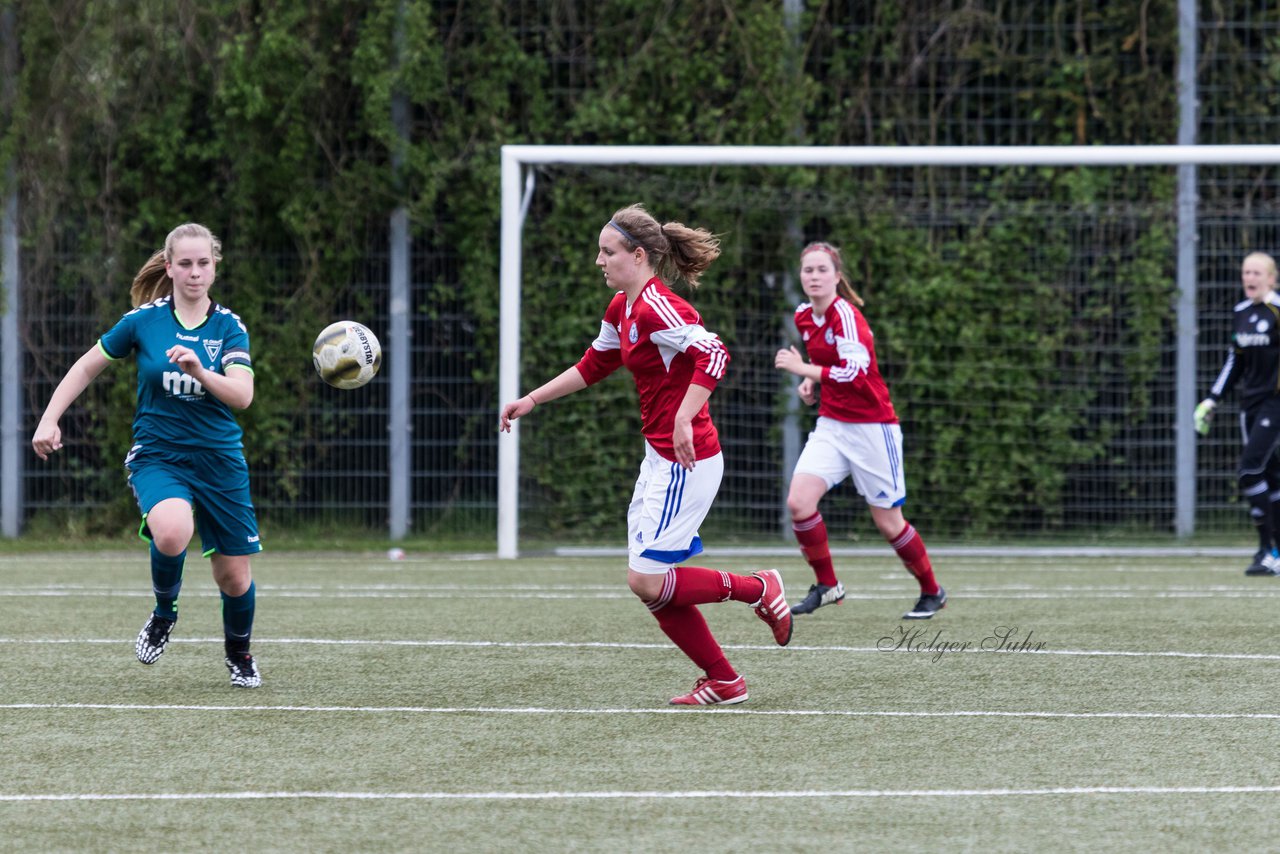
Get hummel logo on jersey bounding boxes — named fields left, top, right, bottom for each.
left=204, top=339, right=223, bottom=362
left=1236, top=332, right=1271, bottom=347
left=175, top=333, right=200, bottom=342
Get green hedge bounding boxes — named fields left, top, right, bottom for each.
left=4, top=1, right=1191, bottom=536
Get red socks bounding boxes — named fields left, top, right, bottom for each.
left=651, top=605, right=736, bottom=681
left=794, top=511, right=938, bottom=597
left=890, top=522, right=939, bottom=595
left=644, top=566, right=763, bottom=683
left=646, top=565, right=764, bottom=610
left=793, top=512, right=838, bottom=586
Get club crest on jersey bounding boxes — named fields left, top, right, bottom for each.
left=825, top=328, right=835, bottom=345
left=203, top=339, right=223, bottom=362
left=629, top=324, right=639, bottom=344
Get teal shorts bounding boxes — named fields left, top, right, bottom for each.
left=125, top=444, right=263, bottom=557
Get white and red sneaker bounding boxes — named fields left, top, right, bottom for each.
left=669, top=675, right=748, bottom=706
left=751, top=569, right=793, bottom=646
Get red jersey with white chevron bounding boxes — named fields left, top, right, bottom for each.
left=795, top=297, right=897, bottom=424
left=576, top=277, right=729, bottom=461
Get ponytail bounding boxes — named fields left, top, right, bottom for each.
left=609, top=204, right=721, bottom=289
left=129, top=251, right=170, bottom=307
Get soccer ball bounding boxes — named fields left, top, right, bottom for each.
left=312, top=321, right=382, bottom=389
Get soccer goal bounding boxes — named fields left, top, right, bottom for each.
left=498, top=144, right=1280, bottom=559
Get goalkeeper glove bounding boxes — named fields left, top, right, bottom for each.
left=1194, top=398, right=1216, bottom=436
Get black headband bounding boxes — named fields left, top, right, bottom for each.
left=608, top=220, right=641, bottom=248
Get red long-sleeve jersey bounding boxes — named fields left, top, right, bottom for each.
left=794, top=297, right=897, bottom=424
left=575, top=277, right=729, bottom=461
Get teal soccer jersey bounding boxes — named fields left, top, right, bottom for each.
left=98, top=296, right=253, bottom=450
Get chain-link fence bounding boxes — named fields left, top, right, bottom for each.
left=8, top=2, right=1280, bottom=546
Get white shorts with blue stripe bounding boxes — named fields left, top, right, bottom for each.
left=627, top=442, right=723, bottom=574
left=793, top=417, right=907, bottom=509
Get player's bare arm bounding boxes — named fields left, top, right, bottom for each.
left=775, top=345, right=823, bottom=382
left=500, top=365, right=589, bottom=432
left=672, top=383, right=713, bottom=471
left=31, top=346, right=110, bottom=460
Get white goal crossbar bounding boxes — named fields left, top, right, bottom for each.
left=498, top=144, right=1280, bottom=558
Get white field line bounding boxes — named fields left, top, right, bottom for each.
left=1, top=580, right=1278, bottom=600
left=0, top=590, right=631, bottom=600
left=3, top=636, right=1280, bottom=663
left=1, top=581, right=1270, bottom=592
left=0, top=553, right=499, bottom=565
left=0, top=546, right=1262, bottom=561
left=4, top=702, right=1280, bottom=721
left=558, top=546, right=1257, bottom=558
left=0, top=557, right=1258, bottom=574
left=3, top=784, right=1280, bottom=803
left=9, top=592, right=1280, bottom=600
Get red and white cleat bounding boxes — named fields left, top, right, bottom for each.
left=751, top=569, right=793, bottom=646
left=669, top=675, right=749, bottom=706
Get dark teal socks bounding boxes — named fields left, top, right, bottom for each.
left=150, top=543, right=185, bottom=621
left=221, top=580, right=256, bottom=655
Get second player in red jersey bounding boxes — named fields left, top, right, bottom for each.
left=790, top=286, right=897, bottom=425
left=775, top=241, right=946, bottom=620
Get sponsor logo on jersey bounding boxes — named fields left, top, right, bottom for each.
left=203, top=339, right=223, bottom=362
left=1236, top=332, right=1272, bottom=347
left=162, top=370, right=205, bottom=399
left=629, top=323, right=639, bottom=344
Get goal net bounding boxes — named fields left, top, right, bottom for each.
left=498, top=145, right=1280, bottom=558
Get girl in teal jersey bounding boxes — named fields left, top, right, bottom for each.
left=32, top=223, right=263, bottom=688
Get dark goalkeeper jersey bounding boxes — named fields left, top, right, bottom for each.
left=1208, top=292, right=1280, bottom=410
left=98, top=296, right=253, bottom=451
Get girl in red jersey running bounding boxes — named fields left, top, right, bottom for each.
left=774, top=242, right=946, bottom=620
left=500, top=203, right=792, bottom=706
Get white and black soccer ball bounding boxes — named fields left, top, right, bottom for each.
left=312, top=320, right=382, bottom=389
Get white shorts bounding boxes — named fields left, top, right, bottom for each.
left=627, top=442, right=723, bottom=574
left=793, top=417, right=907, bottom=509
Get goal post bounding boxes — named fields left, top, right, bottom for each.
left=498, top=144, right=1280, bottom=559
